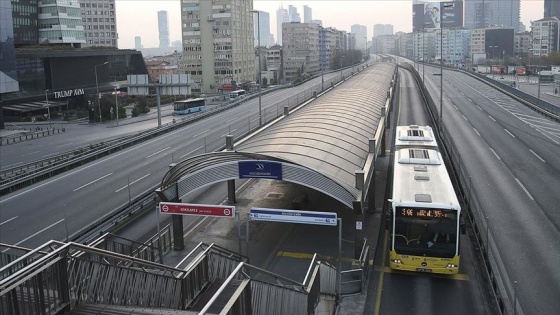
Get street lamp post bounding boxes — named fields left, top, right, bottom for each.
left=250, top=10, right=262, bottom=126
left=94, top=61, right=109, bottom=123
left=114, top=86, right=119, bottom=126
left=44, top=89, right=50, bottom=121
left=439, top=3, right=454, bottom=130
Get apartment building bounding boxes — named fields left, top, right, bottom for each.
left=80, top=0, right=118, bottom=47
left=282, top=22, right=320, bottom=82
left=180, top=0, right=255, bottom=94
left=530, top=17, right=560, bottom=57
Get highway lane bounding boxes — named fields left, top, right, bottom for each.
left=0, top=65, right=367, bottom=248
left=0, top=69, right=355, bottom=169
left=369, top=67, right=491, bottom=315
left=421, top=64, right=560, bottom=315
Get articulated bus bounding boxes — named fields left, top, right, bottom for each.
left=229, top=89, right=246, bottom=100
left=389, top=125, right=462, bottom=274
left=173, top=98, right=206, bottom=115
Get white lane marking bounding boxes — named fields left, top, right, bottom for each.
left=115, top=173, right=150, bottom=193
left=476, top=105, right=482, bottom=111
left=462, top=114, right=468, bottom=121
left=0, top=121, right=209, bottom=203
left=504, top=129, right=516, bottom=138
left=3, top=162, right=23, bottom=168
left=14, top=219, right=65, bottom=246
left=515, top=178, right=534, bottom=201
left=22, top=151, right=40, bottom=157
left=225, top=116, right=238, bottom=123
left=467, top=97, right=472, bottom=102
left=180, top=146, right=204, bottom=159
left=0, top=216, right=18, bottom=226
left=73, top=173, right=113, bottom=191
left=56, top=143, right=74, bottom=148
left=460, top=91, right=465, bottom=96
left=146, top=147, right=171, bottom=159
left=454, top=105, right=458, bottom=110
left=529, top=149, right=545, bottom=163
left=193, top=129, right=209, bottom=137
left=490, top=148, right=501, bottom=160
left=488, top=115, right=496, bottom=122
left=473, top=128, right=481, bottom=136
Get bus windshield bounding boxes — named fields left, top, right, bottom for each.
left=393, top=207, right=458, bottom=258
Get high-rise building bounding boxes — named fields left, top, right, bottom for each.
left=276, top=6, right=290, bottom=44
left=80, top=0, right=118, bottom=47
left=545, top=0, right=560, bottom=18
left=530, top=17, right=560, bottom=57
left=0, top=0, right=19, bottom=95
left=351, top=24, right=368, bottom=52
left=39, top=0, right=84, bottom=46
left=303, top=5, right=312, bottom=23
left=282, top=22, right=319, bottom=82
left=135, top=36, right=142, bottom=50
left=158, top=10, right=170, bottom=48
left=373, top=24, right=393, bottom=37
left=464, top=0, right=520, bottom=31
left=288, top=5, right=301, bottom=22
left=253, top=10, right=271, bottom=47
left=11, top=0, right=39, bottom=47
left=180, top=0, right=255, bottom=94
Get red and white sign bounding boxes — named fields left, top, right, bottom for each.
left=159, top=202, right=235, bottom=218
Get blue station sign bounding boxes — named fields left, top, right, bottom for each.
left=250, top=208, right=338, bottom=226
left=238, top=161, right=282, bottom=180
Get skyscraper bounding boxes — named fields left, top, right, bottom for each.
left=464, top=0, right=520, bottom=31
left=134, top=36, right=142, bottom=50
left=253, top=10, right=271, bottom=47
left=351, top=24, right=368, bottom=51
left=80, top=0, right=118, bottom=48
left=158, top=10, right=170, bottom=48
left=288, top=5, right=301, bottom=22
left=40, top=1, right=84, bottom=46
left=544, top=0, right=560, bottom=18
left=180, top=0, right=254, bottom=94
left=303, top=5, right=312, bottom=23
left=276, top=6, right=290, bottom=44
left=373, top=24, right=393, bottom=37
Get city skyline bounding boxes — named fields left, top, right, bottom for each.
left=116, top=0, right=544, bottom=49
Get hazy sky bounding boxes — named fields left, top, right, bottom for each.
left=116, top=0, right=545, bottom=49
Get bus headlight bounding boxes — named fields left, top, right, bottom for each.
left=446, top=263, right=457, bottom=268
left=391, top=259, right=403, bottom=264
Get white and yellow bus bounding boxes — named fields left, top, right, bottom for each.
left=389, top=125, right=462, bottom=274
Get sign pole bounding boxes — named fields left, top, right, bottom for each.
left=156, top=205, right=163, bottom=264
left=338, top=218, right=342, bottom=299
left=246, top=213, right=251, bottom=264
left=237, top=212, right=242, bottom=257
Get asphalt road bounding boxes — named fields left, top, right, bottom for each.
left=419, top=62, right=560, bottom=315
left=365, top=67, right=492, bottom=315
left=0, top=65, right=362, bottom=249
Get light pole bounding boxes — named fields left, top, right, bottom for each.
left=439, top=3, right=454, bottom=130
left=94, top=61, right=109, bottom=123
left=44, top=89, right=50, bottom=121
left=114, top=86, right=119, bottom=126
left=250, top=10, right=262, bottom=126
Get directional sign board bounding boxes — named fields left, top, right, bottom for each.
left=159, top=202, right=235, bottom=218
left=250, top=208, right=337, bottom=226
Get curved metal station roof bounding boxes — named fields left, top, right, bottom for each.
left=159, top=62, right=396, bottom=209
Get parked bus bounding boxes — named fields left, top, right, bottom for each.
left=229, top=89, right=246, bottom=100
left=389, top=125, right=462, bottom=274
left=173, top=98, right=206, bottom=115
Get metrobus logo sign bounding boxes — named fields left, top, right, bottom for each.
left=159, top=202, right=235, bottom=218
